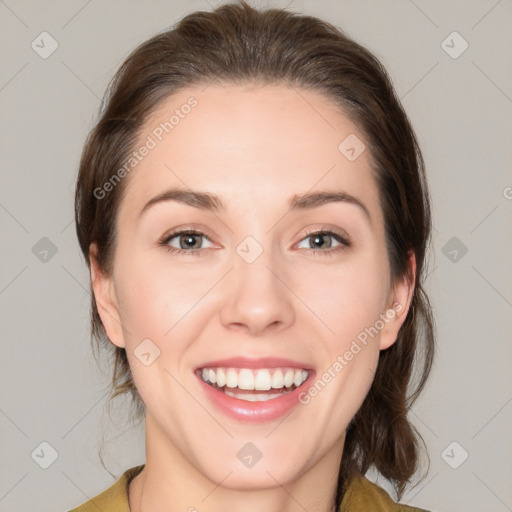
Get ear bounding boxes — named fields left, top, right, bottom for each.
left=379, top=251, right=416, bottom=351
left=89, top=243, right=126, bottom=349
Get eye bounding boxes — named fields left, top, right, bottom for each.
left=159, top=228, right=350, bottom=256
left=160, top=230, right=215, bottom=254
left=296, top=230, right=350, bottom=253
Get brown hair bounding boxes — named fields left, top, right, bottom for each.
left=74, top=1, right=435, bottom=507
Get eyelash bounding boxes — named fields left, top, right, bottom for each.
left=158, top=227, right=351, bottom=257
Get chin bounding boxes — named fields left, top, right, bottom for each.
left=206, top=463, right=303, bottom=491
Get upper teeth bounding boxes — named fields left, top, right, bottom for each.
left=200, top=367, right=309, bottom=390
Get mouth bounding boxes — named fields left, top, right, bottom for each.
left=194, top=356, right=315, bottom=422
left=195, top=366, right=309, bottom=402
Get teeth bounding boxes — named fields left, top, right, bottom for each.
left=199, top=367, right=309, bottom=391
left=216, top=368, right=226, bottom=387
left=284, top=369, right=294, bottom=387
left=294, top=370, right=304, bottom=387
left=238, top=369, right=254, bottom=390
left=224, top=389, right=287, bottom=402
left=254, top=369, right=272, bottom=390
left=271, top=369, right=284, bottom=388
left=226, top=368, right=238, bottom=388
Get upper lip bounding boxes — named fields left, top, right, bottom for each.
left=196, top=356, right=313, bottom=371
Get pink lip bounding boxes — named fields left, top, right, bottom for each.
left=195, top=365, right=316, bottom=423
left=195, top=356, right=313, bottom=371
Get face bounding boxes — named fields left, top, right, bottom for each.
left=90, top=83, right=414, bottom=490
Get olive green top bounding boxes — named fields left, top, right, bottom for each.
left=68, top=464, right=429, bottom=512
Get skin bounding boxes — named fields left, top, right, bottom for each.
left=90, top=83, right=415, bottom=512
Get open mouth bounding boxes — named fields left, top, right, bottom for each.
left=195, top=367, right=309, bottom=402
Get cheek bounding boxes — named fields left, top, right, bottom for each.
left=112, top=256, right=218, bottom=402
left=291, top=253, right=390, bottom=346
left=113, top=251, right=221, bottom=347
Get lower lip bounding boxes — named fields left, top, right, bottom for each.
left=196, top=372, right=315, bottom=423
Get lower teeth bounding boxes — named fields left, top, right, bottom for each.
left=223, top=388, right=290, bottom=402
left=211, top=382, right=296, bottom=402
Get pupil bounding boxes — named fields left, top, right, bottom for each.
left=181, top=234, right=199, bottom=249
left=312, top=233, right=330, bottom=248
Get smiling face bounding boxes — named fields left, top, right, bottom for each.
left=90, top=83, right=414, bottom=497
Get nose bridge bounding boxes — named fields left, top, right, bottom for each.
left=219, top=236, right=295, bottom=334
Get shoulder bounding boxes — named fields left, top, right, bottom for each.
left=340, top=473, right=430, bottom=512
left=67, top=465, right=145, bottom=512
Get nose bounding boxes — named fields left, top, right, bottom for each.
left=219, top=250, right=295, bottom=336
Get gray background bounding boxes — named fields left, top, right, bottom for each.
left=1, top=0, right=511, bottom=510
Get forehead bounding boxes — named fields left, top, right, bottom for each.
left=118, top=83, right=381, bottom=224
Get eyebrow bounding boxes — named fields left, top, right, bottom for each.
left=138, top=188, right=371, bottom=223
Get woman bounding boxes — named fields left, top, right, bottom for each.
left=70, top=1, right=435, bottom=511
